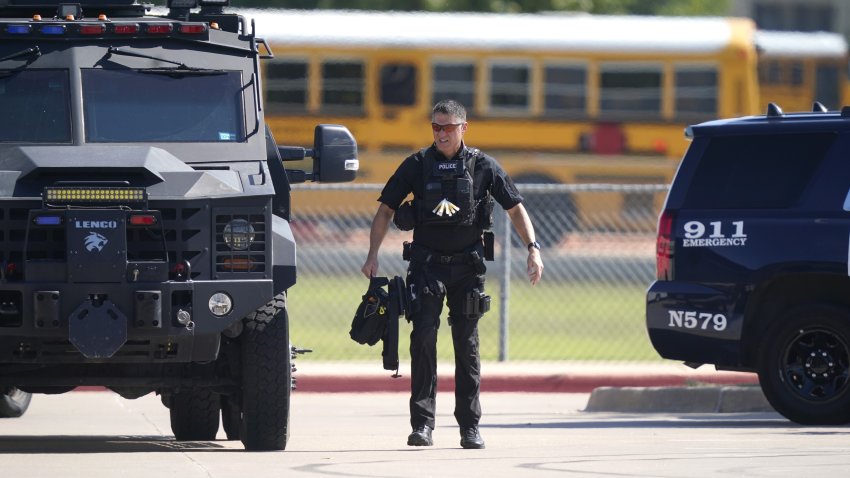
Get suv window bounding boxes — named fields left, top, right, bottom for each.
left=683, top=132, right=836, bottom=209
left=0, top=69, right=71, bottom=143
left=82, top=69, right=246, bottom=142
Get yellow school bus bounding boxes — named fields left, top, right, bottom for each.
left=242, top=10, right=772, bottom=236
left=248, top=10, right=760, bottom=163
left=755, top=30, right=850, bottom=113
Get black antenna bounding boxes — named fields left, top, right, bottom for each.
left=812, top=101, right=828, bottom=113
left=766, top=102, right=783, bottom=117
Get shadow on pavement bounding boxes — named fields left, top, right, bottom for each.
left=0, top=435, right=237, bottom=454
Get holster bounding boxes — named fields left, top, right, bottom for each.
left=393, top=201, right=416, bottom=231
left=462, top=287, right=491, bottom=318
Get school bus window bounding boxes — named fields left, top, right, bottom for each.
left=815, top=64, right=840, bottom=108
left=489, top=63, right=530, bottom=112
left=380, top=63, right=417, bottom=106
left=599, top=65, right=662, bottom=118
left=544, top=64, right=586, bottom=117
left=674, top=67, right=717, bottom=120
left=432, top=62, right=475, bottom=111
left=790, top=61, right=804, bottom=86
left=762, top=60, right=782, bottom=84
left=321, top=60, right=364, bottom=115
left=265, top=59, right=308, bottom=113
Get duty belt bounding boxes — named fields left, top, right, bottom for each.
left=408, top=243, right=472, bottom=264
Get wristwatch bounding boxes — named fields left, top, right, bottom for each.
left=527, top=241, right=541, bottom=252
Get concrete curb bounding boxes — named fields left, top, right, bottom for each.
left=73, top=362, right=762, bottom=397
left=293, top=363, right=759, bottom=393
left=585, top=385, right=773, bottom=413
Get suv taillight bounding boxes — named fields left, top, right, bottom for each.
left=656, top=210, right=674, bottom=280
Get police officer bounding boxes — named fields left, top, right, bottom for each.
left=361, top=99, right=544, bottom=449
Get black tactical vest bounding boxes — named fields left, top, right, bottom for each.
left=416, top=148, right=476, bottom=227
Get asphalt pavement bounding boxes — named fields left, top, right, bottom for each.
left=5, top=390, right=847, bottom=477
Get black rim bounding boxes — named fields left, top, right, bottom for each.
left=780, top=327, right=850, bottom=402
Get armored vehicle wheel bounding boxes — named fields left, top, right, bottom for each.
left=757, top=306, right=850, bottom=425
left=221, top=396, right=241, bottom=440
left=240, top=294, right=291, bottom=451
left=169, top=389, right=221, bottom=441
left=0, top=387, right=32, bottom=418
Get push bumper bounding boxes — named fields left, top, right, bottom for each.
left=0, top=279, right=272, bottom=362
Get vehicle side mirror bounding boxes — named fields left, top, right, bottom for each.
left=277, top=124, right=358, bottom=183
left=312, top=124, right=358, bottom=183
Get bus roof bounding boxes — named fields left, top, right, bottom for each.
left=754, top=30, right=848, bottom=59
left=244, top=9, right=751, bottom=54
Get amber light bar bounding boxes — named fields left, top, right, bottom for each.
left=44, top=186, right=146, bottom=204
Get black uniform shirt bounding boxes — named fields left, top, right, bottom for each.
left=378, top=144, right=523, bottom=253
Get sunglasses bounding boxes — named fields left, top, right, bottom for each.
left=431, top=123, right=463, bottom=133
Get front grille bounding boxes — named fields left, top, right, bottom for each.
left=0, top=202, right=208, bottom=281
left=136, top=205, right=205, bottom=279
left=1, top=201, right=269, bottom=282
left=1, top=205, right=38, bottom=268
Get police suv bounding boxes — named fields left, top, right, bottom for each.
left=0, top=0, right=357, bottom=451
left=647, top=102, right=850, bottom=425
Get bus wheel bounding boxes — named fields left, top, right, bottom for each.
left=0, top=387, right=32, bottom=418
left=240, top=293, right=291, bottom=451
left=757, top=305, right=850, bottom=425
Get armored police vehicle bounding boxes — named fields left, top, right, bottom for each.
left=0, top=0, right=357, bottom=451
left=647, top=102, right=850, bottom=425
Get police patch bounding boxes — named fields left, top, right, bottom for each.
left=432, top=160, right=463, bottom=176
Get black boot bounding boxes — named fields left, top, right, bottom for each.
left=407, top=425, right=433, bottom=446
left=460, top=426, right=485, bottom=449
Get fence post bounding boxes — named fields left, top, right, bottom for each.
left=498, top=209, right=510, bottom=362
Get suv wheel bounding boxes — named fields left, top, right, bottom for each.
left=758, top=305, right=850, bottom=425
left=240, top=293, right=291, bottom=451
left=0, top=387, right=32, bottom=418
left=169, top=389, right=221, bottom=440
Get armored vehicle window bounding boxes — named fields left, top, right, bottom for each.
left=0, top=69, right=70, bottom=143
left=82, top=69, right=245, bottom=142
left=683, top=133, right=835, bottom=209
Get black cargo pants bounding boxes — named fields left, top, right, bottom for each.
left=406, top=258, right=485, bottom=430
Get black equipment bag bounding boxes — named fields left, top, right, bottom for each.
left=382, top=276, right=406, bottom=372
left=349, top=277, right=391, bottom=346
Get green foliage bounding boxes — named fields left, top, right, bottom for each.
left=229, top=0, right=729, bottom=15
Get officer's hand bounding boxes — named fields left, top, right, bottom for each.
left=361, top=257, right=379, bottom=279
left=527, top=249, right=543, bottom=286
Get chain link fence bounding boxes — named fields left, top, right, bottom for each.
left=286, top=183, right=668, bottom=362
